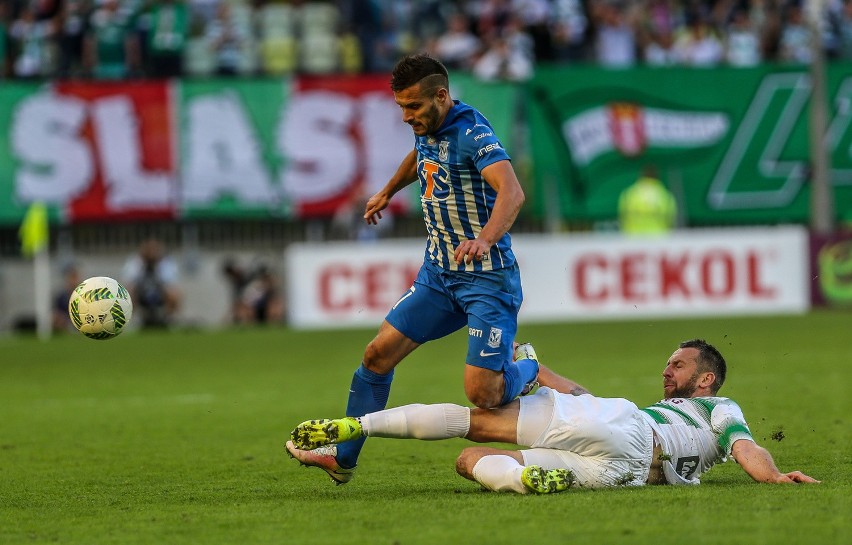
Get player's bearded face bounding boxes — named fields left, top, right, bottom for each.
left=405, top=99, right=441, bottom=135
left=664, top=370, right=700, bottom=399
left=419, top=101, right=442, bottom=134
left=662, top=347, right=702, bottom=399
left=394, top=84, right=447, bottom=136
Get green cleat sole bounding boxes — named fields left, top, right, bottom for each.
left=521, top=465, right=576, bottom=494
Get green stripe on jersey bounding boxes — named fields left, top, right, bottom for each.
left=689, top=398, right=716, bottom=423
left=718, top=423, right=753, bottom=453
left=645, top=403, right=701, bottom=428
left=641, top=408, right=670, bottom=425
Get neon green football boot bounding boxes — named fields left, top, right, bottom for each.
left=520, top=465, right=576, bottom=494
left=514, top=342, right=540, bottom=396
left=290, top=417, right=363, bottom=450
left=513, top=342, right=539, bottom=363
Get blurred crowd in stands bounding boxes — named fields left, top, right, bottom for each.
left=1, top=0, right=851, bottom=81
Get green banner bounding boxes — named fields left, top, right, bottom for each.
left=179, top=79, right=290, bottom=218
left=450, top=72, right=518, bottom=153
left=7, top=68, right=850, bottom=228
left=0, top=82, right=62, bottom=225
left=527, top=64, right=852, bottom=225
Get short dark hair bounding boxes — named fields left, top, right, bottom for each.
left=390, top=54, right=449, bottom=95
left=680, top=339, right=727, bottom=394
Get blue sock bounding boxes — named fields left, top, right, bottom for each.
left=335, top=364, right=394, bottom=469
left=500, top=357, right=539, bottom=405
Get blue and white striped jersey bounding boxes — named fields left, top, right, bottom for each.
left=414, top=100, right=515, bottom=272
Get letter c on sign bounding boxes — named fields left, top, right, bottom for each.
left=576, top=254, right=608, bottom=302
left=319, top=266, right=353, bottom=311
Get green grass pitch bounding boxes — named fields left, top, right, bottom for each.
left=1, top=311, right=850, bottom=545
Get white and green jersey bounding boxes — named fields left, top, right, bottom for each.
left=640, top=397, right=754, bottom=485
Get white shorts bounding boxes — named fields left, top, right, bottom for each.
left=517, top=387, right=654, bottom=488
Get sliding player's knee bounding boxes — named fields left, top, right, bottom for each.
left=465, top=387, right=503, bottom=409
left=456, top=448, right=485, bottom=479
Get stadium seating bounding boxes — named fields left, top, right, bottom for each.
left=261, top=35, right=298, bottom=75
left=299, top=2, right=339, bottom=35
left=300, top=31, right=339, bottom=74
left=260, top=3, right=296, bottom=39
left=184, top=37, right=215, bottom=77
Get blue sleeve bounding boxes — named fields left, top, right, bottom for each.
left=461, top=124, right=511, bottom=172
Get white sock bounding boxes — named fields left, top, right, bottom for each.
left=471, top=455, right=528, bottom=494
left=360, top=403, right=470, bottom=440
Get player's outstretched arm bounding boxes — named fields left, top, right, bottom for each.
left=537, top=364, right=590, bottom=396
left=731, top=439, right=820, bottom=484
left=365, top=149, right=419, bottom=225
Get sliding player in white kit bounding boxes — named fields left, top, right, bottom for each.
left=287, top=339, right=818, bottom=493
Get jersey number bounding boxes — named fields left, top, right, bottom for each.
left=674, top=456, right=700, bottom=479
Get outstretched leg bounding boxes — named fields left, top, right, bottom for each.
left=290, top=403, right=472, bottom=449
left=456, top=447, right=576, bottom=495
left=290, top=399, right=522, bottom=451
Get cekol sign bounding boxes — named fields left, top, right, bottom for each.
left=286, top=227, right=810, bottom=329
left=515, top=227, right=809, bottom=320
left=287, top=241, right=424, bottom=328
left=574, top=249, right=774, bottom=303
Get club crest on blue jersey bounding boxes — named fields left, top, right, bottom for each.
left=438, top=140, right=449, bottom=162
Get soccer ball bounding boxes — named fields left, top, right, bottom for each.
left=68, top=276, right=133, bottom=339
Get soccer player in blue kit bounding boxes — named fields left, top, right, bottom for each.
left=286, top=53, right=538, bottom=484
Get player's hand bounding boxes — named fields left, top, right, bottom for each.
left=454, top=239, right=490, bottom=265
left=779, top=471, right=820, bottom=484
left=364, top=192, right=390, bottom=225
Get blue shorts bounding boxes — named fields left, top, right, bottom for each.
left=386, top=259, right=522, bottom=372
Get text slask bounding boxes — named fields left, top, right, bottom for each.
left=10, top=81, right=413, bottom=216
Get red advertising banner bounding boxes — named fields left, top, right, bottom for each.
left=287, top=74, right=414, bottom=217
left=54, top=80, right=177, bottom=221
left=1, top=75, right=515, bottom=225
